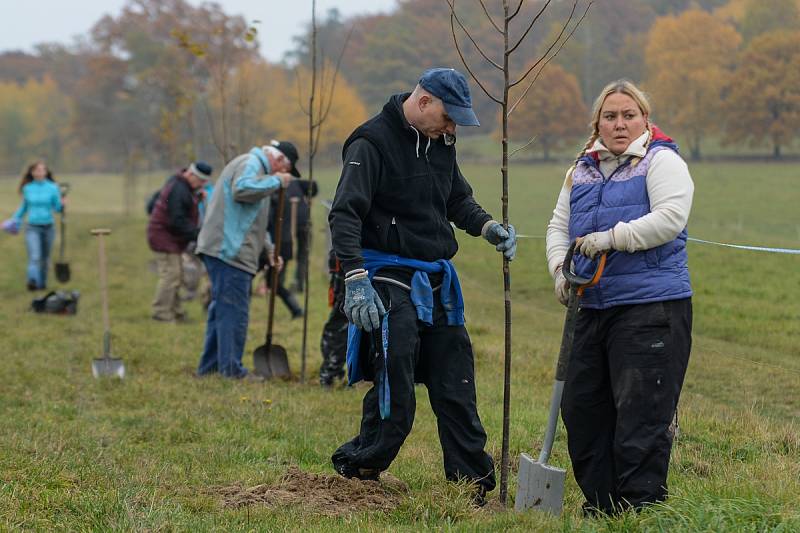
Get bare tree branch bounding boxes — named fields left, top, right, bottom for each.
left=315, top=48, right=332, bottom=128
left=508, top=0, right=552, bottom=55
left=296, top=67, right=311, bottom=116
left=312, top=112, right=324, bottom=159
left=507, top=0, right=526, bottom=21
left=316, top=26, right=354, bottom=128
left=316, top=56, right=329, bottom=123
left=479, top=0, right=503, bottom=34
left=509, top=0, right=582, bottom=88
left=202, top=97, right=225, bottom=160
left=509, top=135, right=536, bottom=157
left=449, top=10, right=502, bottom=104
left=508, top=3, right=591, bottom=113
left=445, top=0, right=503, bottom=70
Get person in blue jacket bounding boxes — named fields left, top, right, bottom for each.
left=11, top=161, right=65, bottom=291
left=194, top=143, right=295, bottom=379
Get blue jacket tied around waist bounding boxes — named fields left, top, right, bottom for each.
left=346, top=249, right=466, bottom=419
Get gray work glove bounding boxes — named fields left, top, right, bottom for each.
left=577, top=229, right=615, bottom=259
left=483, top=222, right=517, bottom=261
left=554, top=266, right=569, bottom=306
left=344, top=270, right=386, bottom=331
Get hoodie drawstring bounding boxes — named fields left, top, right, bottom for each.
left=410, top=125, right=421, bottom=159
left=409, top=125, right=433, bottom=160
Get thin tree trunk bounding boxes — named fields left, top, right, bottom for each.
left=499, top=0, right=512, bottom=506
left=300, top=0, right=318, bottom=384
left=448, top=0, right=591, bottom=507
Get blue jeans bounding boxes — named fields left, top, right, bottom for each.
left=25, top=224, right=55, bottom=289
left=197, top=255, right=253, bottom=378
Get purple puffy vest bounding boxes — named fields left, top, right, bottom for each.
left=568, top=141, right=692, bottom=309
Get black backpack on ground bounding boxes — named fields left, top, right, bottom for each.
left=31, top=290, right=80, bottom=315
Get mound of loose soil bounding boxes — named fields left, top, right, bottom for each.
left=215, top=466, right=408, bottom=517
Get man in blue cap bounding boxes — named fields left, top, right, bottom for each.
left=328, top=68, right=516, bottom=504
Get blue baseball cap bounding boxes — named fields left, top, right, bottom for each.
left=418, top=68, right=480, bottom=127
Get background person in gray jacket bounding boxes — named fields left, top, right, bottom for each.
left=195, top=142, right=296, bottom=379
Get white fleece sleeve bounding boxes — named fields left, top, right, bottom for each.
left=612, top=150, right=694, bottom=252
left=545, top=168, right=573, bottom=278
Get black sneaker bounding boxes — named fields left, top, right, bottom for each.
left=27, top=281, right=37, bottom=291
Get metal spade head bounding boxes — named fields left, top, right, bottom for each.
left=515, top=452, right=566, bottom=515
left=55, top=262, right=71, bottom=283
left=92, top=356, right=126, bottom=379
left=253, top=343, right=290, bottom=380
left=92, top=331, right=125, bottom=379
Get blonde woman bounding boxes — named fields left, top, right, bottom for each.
left=545, top=80, right=694, bottom=514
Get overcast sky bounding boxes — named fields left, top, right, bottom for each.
left=0, top=0, right=398, bottom=62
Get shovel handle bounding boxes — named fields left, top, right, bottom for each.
left=537, top=241, right=607, bottom=464
left=562, top=240, right=606, bottom=296
left=289, top=197, right=299, bottom=247
left=59, top=209, right=66, bottom=260
left=103, top=331, right=112, bottom=360
left=91, top=229, right=112, bottom=336
left=266, top=186, right=287, bottom=342
left=553, top=241, right=607, bottom=382
left=538, top=380, right=564, bottom=464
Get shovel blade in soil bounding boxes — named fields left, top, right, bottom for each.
left=92, top=357, right=125, bottom=379
left=515, top=452, right=565, bottom=515
left=253, top=344, right=290, bottom=379
left=55, top=262, right=71, bottom=283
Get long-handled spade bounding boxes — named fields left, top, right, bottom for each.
left=90, top=229, right=125, bottom=379
left=515, top=241, right=605, bottom=514
left=55, top=183, right=71, bottom=282
left=253, top=186, right=291, bottom=379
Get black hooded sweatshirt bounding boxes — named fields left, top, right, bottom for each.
left=329, top=93, right=493, bottom=274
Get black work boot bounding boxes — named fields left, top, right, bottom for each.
left=332, top=454, right=381, bottom=481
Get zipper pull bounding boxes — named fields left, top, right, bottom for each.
left=391, top=217, right=396, bottom=225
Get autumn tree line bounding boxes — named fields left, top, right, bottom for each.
left=0, top=0, right=798, bottom=175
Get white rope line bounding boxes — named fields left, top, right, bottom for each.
left=515, top=234, right=800, bottom=255
left=687, top=237, right=800, bottom=255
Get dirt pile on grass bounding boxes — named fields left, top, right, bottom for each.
left=216, top=466, right=407, bottom=516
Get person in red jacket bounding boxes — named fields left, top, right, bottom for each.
left=147, top=161, right=212, bottom=322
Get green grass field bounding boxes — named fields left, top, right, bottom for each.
left=0, top=161, right=798, bottom=531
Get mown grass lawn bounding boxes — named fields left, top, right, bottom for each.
left=0, top=161, right=798, bottom=531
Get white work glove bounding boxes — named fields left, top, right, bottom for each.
left=577, top=229, right=615, bottom=259
left=554, top=266, right=569, bottom=306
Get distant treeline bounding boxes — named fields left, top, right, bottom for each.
left=0, top=0, right=798, bottom=174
